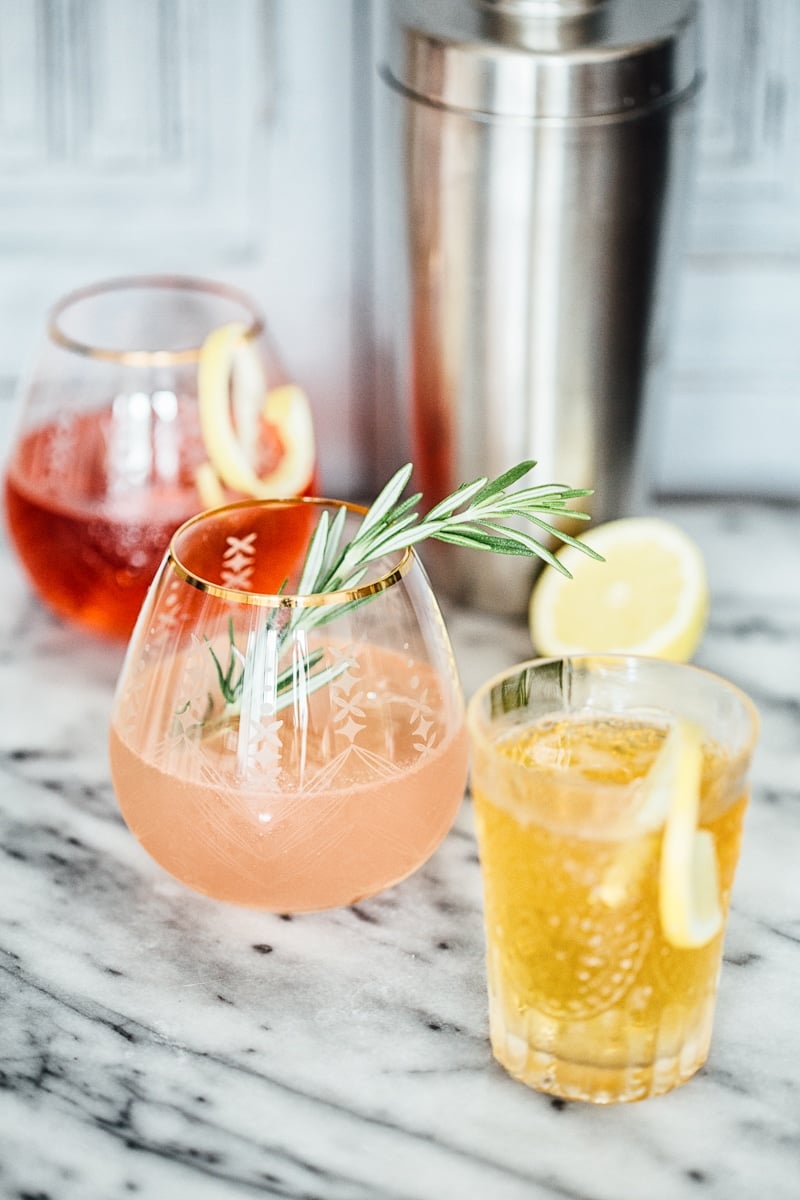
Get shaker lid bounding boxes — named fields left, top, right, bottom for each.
left=382, top=0, right=700, bottom=121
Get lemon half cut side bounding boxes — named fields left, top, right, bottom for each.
left=196, top=322, right=315, bottom=505
left=529, top=517, right=709, bottom=662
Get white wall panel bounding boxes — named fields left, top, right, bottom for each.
left=0, top=0, right=45, bottom=164
left=254, top=0, right=367, bottom=493
left=691, top=0, right=800, bottom=253
left=0, top=0, right=260, bottom=246
left=0, top=0, right=797, bottom=499
left=655, top=260, right=800, bottom=496
left=659, top=0, right=800, bottom=497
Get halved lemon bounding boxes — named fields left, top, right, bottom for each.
left=656, top=719, right=723, bottom=949
left=196, top=322, right=315, bottom=505
left=529, top=517, right=709, bottom=662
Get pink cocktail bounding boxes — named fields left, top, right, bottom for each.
left=109, top=499, right=468, bottom=911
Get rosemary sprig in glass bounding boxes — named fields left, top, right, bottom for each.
left=197, top=460, right=601, bottom=734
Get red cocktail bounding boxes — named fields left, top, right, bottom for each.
left=4, top=277, right=315, bottom=638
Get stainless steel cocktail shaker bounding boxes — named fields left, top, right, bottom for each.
left=374, top=0, right=701, bottom=613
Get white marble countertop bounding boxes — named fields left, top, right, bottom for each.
left=1, top=489, right=799, bottom=1200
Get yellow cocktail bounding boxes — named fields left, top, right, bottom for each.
left=468, top=656, right=758, bottom=1103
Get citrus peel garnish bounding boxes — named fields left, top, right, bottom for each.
left=196, top=322, right=315, bottom=504
left=654, top=719, right=723, bottom=949
left=257, top=384, right=316, bottom=497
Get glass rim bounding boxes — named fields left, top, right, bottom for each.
left=47, top=274, right=265, bottom=365
left=167, top=496, right=415, bottom=608
left=467, top=653, right=760, bottom=753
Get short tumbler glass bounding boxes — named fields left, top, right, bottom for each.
left=467, top=655, right=759, bottom=1104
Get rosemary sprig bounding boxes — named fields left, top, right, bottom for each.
left=193, top=461, right=601, bottom=736
left=313, top=459, right=599, bottom=595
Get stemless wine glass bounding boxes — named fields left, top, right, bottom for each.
left=109, top=499, right=469, bottom=912
left=3, top=275, right=306, bottom=639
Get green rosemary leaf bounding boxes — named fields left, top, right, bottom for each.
left=491, top=485, right=594, bottom=509
left=364, top=511, right=428, bottom=559
left=423, top=476, right=490, bottom=522
left=479, top=519, right=564, bottom=556
left=470, top=460, right=538, bottom=503
left=355, top=463, right=414, bottom=539
left=319, top=504, right=349, bottom=582
left=497, top=506, right=590, bottom=529
left=272, top=657, right=353, bottom=713
left=275, top=647, right=325, bottom=693
left=366, top=521, right=441, bottom=558
left=292, top=591, right=373, bottom=641
left=202, top=617, right=246, bottom=705
left=312, top=591, right=374, bottom=628
left=501, top=503, right=592, bottom=520
left=382, top=491, right=423, bottom=525
left=508, top=511, right=606, bottom=558
left=225, top=618, right=238, bottom=683
left=434, top=527, right=537, bottom=555
left=207, top=640, right=237, bottom=705
left=297, top=510, right=330, bottom=594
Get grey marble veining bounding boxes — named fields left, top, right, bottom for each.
left=1, top=495, right=799, bottom=1200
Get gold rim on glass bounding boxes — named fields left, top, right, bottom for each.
left=168, top=497, right=415, bottom=608
left=47, top=274, right=265, bottom=366
left=467, top=654, right=760, bottom=760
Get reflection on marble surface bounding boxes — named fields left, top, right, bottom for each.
left=1, top=491, right=799, bottom=1200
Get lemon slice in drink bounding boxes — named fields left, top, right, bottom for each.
left=196, top=322, right=315, bottom=503
left=655, top=719, right=723, bottom=949
left=529, top=517, right=709, bottom=662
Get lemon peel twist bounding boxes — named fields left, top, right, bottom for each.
left=195, top=322, right=315, bottom=506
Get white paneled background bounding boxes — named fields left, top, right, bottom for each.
left=0, top=0, right=798, bottom=499
left=661, top=0, right=800, bottom=498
